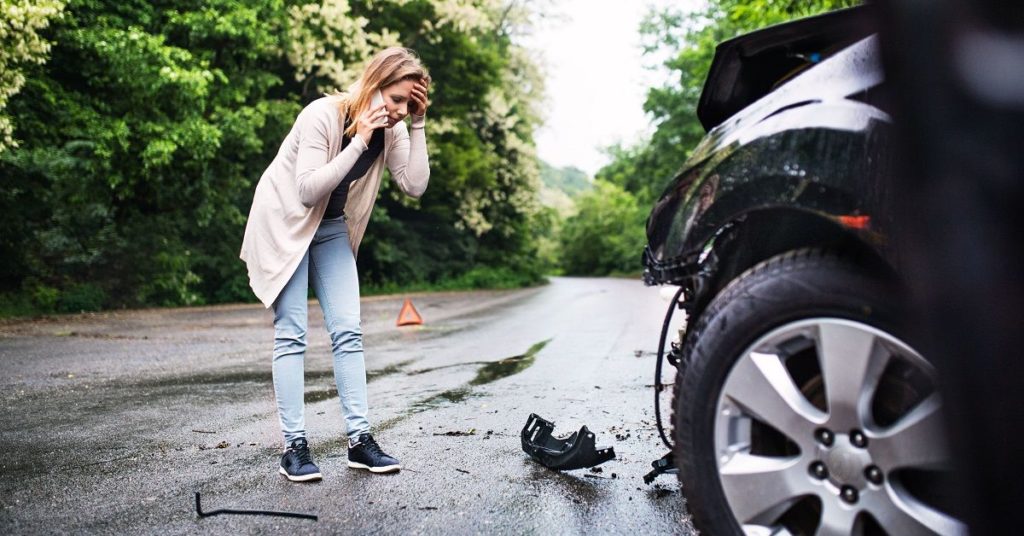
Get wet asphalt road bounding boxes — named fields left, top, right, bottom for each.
left=1, top=277, right=695, bottom=534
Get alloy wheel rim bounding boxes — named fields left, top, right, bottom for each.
left=713, top=318, right=967, bottom=535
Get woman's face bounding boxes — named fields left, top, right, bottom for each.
left=380, top=79, right=417, bottom=128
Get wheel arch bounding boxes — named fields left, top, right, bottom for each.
left=689, top=208, right=897, bottom=319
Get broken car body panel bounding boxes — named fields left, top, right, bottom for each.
left=696, top=5, right=878, bottom=131
left=644, top=6, right=897, bottom=287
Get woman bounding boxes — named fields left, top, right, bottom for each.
left=240, top=47, right=430, bottom=481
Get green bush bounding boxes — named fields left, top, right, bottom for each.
left=28, top=280, right=59, bottom=311
left=558, top=181, right=647, bottom=276
left=58, top=283, right=106, bottom=313
left=452, top=265, right=544, bottom=289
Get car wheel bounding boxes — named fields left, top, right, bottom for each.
left=673, top=249, right=966, bottom=535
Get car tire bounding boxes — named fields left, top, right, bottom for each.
left=673, top=248, right=965, bottom=535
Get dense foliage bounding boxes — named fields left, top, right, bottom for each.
left=558, top=180, right=645, bottom=276
left=1, top=0, right=547, bottom=314
left=560, top=0, right=860, bottom=275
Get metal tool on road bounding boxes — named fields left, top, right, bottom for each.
left=521, top=413, right=615, bottom=470
left=194, top=492, right=318, bottom=521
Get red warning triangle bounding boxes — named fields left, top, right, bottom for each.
left=396, top=298, right=423, bottom=326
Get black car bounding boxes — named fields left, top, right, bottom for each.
left=643, top=7, right=966, bottom=535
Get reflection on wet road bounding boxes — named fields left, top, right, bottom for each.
left=0, top=277, right=694, bottom=533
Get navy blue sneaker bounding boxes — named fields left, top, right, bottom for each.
left=279, top=437, right=322, bottom=482
left=347, top=433, right=401, bottom=473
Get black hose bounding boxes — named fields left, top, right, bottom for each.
left=195, top=492, right=318, bottom=521
left=654, top=286, right=686, bottom=451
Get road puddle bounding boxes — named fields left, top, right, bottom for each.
left=403, top=339, right=552, bottom=414
left=304, top=340, right=551, bottom=431
left=411, top=387, right=479, bottom=411
left=138, top=368, right=332, bottom=388
left=470, top=339, right=549, bottom=386
left=305, top=359, right=416, bottom=403
left=141, top=357, right=414, bottom=391
left=366, top=359, right=415, bottom=382
left=305, top=388, right=337, bottom=403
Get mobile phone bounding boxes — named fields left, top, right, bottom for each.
left=370, top=90, right=387, bottom=125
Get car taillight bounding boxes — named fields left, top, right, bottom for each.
left=839, top=215, right=871, bottom=229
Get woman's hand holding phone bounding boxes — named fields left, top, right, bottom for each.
left=355, top=92, right=388, bottom=146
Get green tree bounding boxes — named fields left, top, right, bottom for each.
left=2, top=0, right=548, bottom=314
left=559, top=181, right=646, bottom=276
left=1, top=0, right=305, bottom=310
left=352, top=0, right=548, bottom=288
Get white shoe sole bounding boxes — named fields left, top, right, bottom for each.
left=348, top=461, right=401, bottom=473
left=278, top=466, right=323, bottom=482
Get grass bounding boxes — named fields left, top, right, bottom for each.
left=362, top=266, right=548, bottom=296
left=0, top=292, right=38, bottom=319
left=0, top=267, right=551, bottom=319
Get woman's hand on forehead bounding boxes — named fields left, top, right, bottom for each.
left=410, top=77, right=430, bottom=117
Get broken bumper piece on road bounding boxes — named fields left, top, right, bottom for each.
left=520, top=413, right=615, bottom=470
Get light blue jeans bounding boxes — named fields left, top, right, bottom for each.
left=272, top=216, right=370, bottom=444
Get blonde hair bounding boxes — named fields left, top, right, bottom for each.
left=337, top=47, right=430, bottom=138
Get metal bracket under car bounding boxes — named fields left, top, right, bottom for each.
left=521, top=413, right=616, bottom=470
left=643, top=452, right=678, bottom=484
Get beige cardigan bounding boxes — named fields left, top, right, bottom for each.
left=239, top=95, right=429, bottom=307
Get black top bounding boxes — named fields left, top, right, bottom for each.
left=324, top=125, right=385, bottom=219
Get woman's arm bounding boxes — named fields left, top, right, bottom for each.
left=387, top=116, right=430, bottom=198
left=294, top=100, right=388, bottom=208
left=293, top=104, right=367, bottom=208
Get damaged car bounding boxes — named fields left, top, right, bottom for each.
left=643, top=6, right=966, bottom=535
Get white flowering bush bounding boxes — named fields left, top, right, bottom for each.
left=286, top=0, right=402, bottom=90
left=0, top=0, right=64, bottom=152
